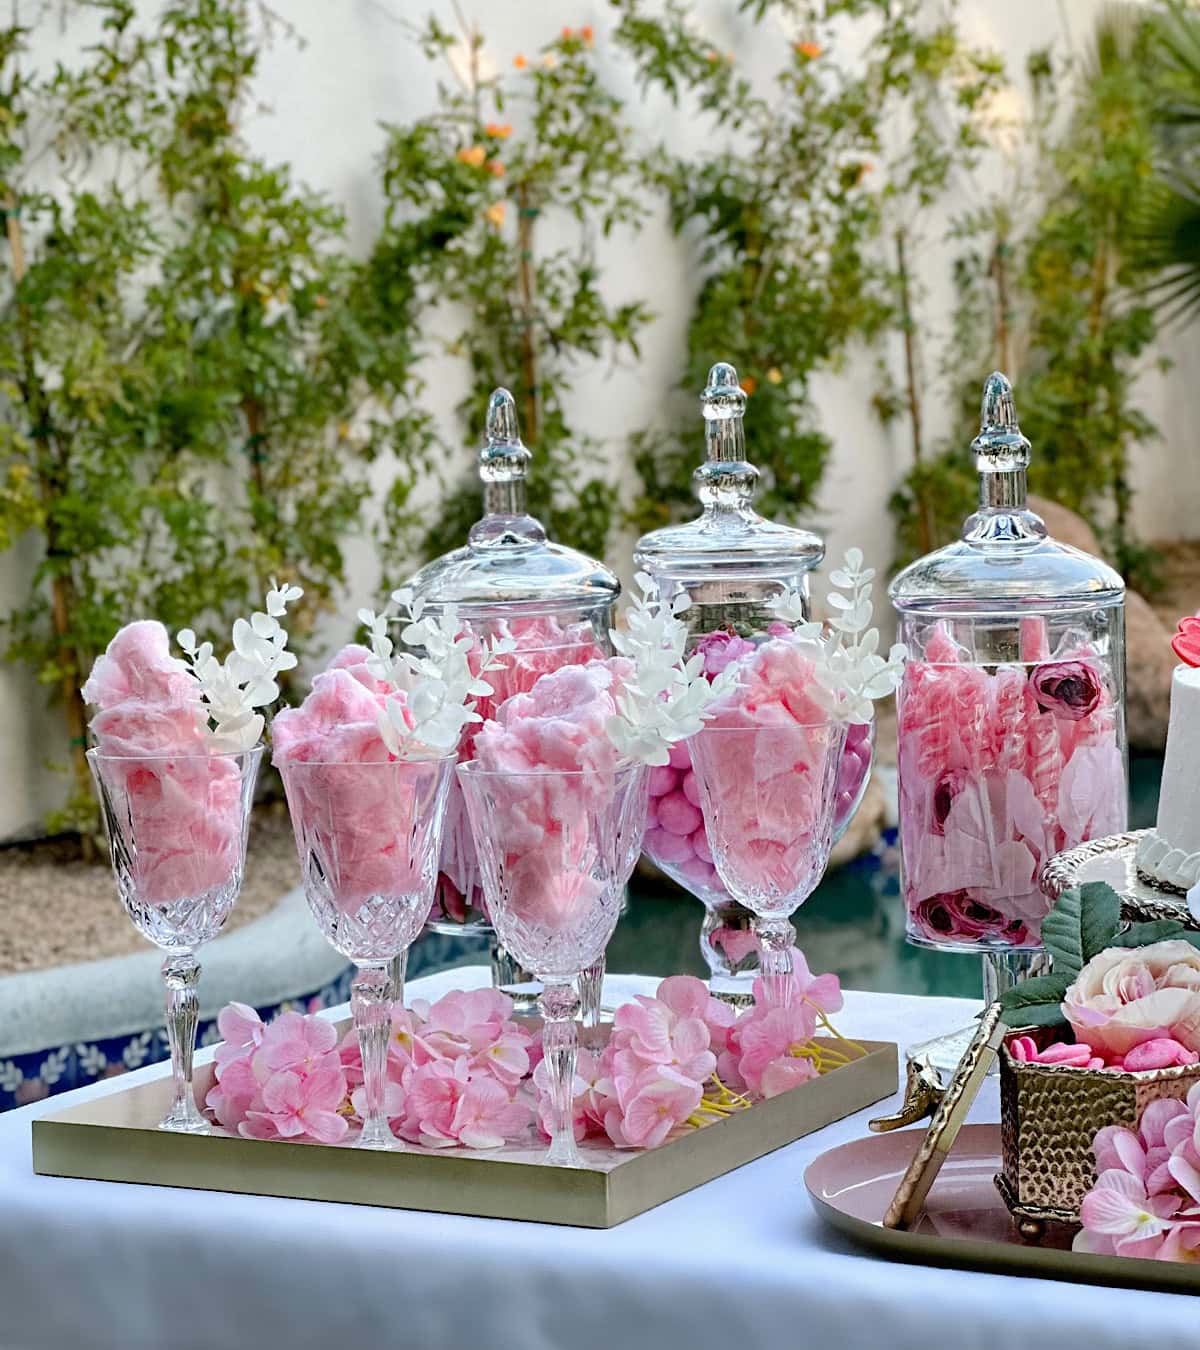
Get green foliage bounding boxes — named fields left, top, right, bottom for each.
left=615, top=0, right=1003, bottom=536
left=997, top=881, right=1200, bottom=1029
left=365, top=20, right=651, bottom=572
left=890, top=16, right=1168, bottom=581
left=0, top=0, right=390, bottom=830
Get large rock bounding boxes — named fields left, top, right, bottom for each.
left=1028, top=494, right=1101, bottom=554
left=1126, top=590, right=1174, bottom=752
left=1028, top=494, right=1171, bottom=750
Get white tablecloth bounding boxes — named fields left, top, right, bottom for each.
left=2, top=970, right=1196, bottom=1350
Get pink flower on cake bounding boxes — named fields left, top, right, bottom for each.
left=1064, top=941, right=1200, bottom=1060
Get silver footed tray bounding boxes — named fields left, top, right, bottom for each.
left=1041, top=830, right=1199, bottom=929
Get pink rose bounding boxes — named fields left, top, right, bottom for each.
left=693, top=629, right=756, bottom=678
left=1029, top=660, right=1103, bottom=721
left=1064, top=941, right=1200, bottom=1060
left=931, top=769, right=967, bottom=834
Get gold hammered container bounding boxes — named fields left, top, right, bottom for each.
left=996, top=1028, right=1200, bottom=1240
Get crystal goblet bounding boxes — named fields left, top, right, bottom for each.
left=279, top=756, right=454, bottom=1150
left=687, top=720, right=847, bottom=1009
left=644, top=721, right=874, bottom=1002
left=457, top=760, right=649, bottom=1166
left=88, top=745, right=263, bottom=1133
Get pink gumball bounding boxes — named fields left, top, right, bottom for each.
left=667, top=741, right=692, bottom=771
left=692, top=828, right=713, bottom=864
left=645, top=826, right=694, bottom=866
left=682, top=771, right=702, bottom=808
left=657, top=792, right=702, bottom=837
left=648, top=765, right=678, bottom=797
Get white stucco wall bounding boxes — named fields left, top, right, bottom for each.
left=1, top=0, right=1194, bottom=837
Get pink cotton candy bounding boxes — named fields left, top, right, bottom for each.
left=83, top=620, right=202, bottom=709
left=271, top=668, right=408, bottom=766
left=326, top=643, right=394, bottom=696
left=84, top=621, right=247, bottom=904
left=468, top=659, right=643, bottom=931
left=434, top=618, right=607, bottom=916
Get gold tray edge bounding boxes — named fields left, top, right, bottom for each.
left=32, top=1042, right=899, bottom=1229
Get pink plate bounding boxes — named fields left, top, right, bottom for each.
left=805, top=1123, right=1200, bottom=1295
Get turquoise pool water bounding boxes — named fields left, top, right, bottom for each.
left=415, top=753, right=1162, bottom=998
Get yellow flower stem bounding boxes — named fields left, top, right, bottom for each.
left=810, top=1006, right=867, bottom=1058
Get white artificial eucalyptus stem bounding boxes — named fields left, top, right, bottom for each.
left=606, top=572, right=738, bottom=766
left=176, top=577, right=304, bottom=750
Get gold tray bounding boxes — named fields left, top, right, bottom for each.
left=806, top=1123, right=1200, bottom=1295
left=33, top=1033, right=897, bottom=1228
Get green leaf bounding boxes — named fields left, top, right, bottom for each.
left=1041, top=882, right=1122, bottom=978
left=1111, top=920, right=1189, bottom=947
left=998, top=974, right=1072, bottom=1028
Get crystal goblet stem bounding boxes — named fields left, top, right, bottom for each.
left=754, top=917, right=797, bottom=1010
left=577, top=957, right=604, bottom=1048
left=162, top=952, right=207, bottom=1133
left=352, top=964, right=396, bottom=1151
left=541, top=981, right=582, bottom=1167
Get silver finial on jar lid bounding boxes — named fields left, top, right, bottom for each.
left=971, top=371, right=1031, bottom=474
left=480, top=387, right=531, bottom=484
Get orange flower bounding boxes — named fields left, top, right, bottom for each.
left=456, top=145, right=486, bottom=169
left=314, top=294, right=327, bottom=309
left=561, top=26, right=574, bottom=39
left=794, top=40, right=822, bottom=60
left=580, top=24, right=594, bottom=46
left=766, top=366, right=782, bottom=385
left=542, top=51, right=558, bottom=68
left=739, top=375, right=757, bottom=396
left=487, top=160, right=506, bottom=177
left=705, top=50, right=719, bottom=63
left=484, top=201, right=507, bottom=228
left=513, top=53, right=528, bottom=69
left=485, top=121, right=513, bottom=140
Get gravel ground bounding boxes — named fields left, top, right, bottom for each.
left=0, top=805, right=300, bottom=978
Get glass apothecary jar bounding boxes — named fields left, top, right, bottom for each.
left=634, top=361, right=874, bottom=1000
left=402, top=389, right=619, bottom=957
left=890, top=373, right=1127, bottom=1068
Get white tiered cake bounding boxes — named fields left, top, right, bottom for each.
left=1137, top=656, right=1200, bottom=892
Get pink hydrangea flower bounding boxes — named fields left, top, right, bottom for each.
left=602, top=1064, right=702, bottom=1149
left=247, top=1067, right=350, bottom=1145
left=1076, top=1082, right=1200, bottom=1261
left=256, top=1011, right=341, bottom=1076
left=401, top=1058, right=530, bottom=1149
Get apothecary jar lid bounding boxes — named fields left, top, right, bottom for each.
left=889, top=372, right=1125, bottom=615
left=633, top=362, right=824, bottom=585
left=403, top=388, right=620, bottom=618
